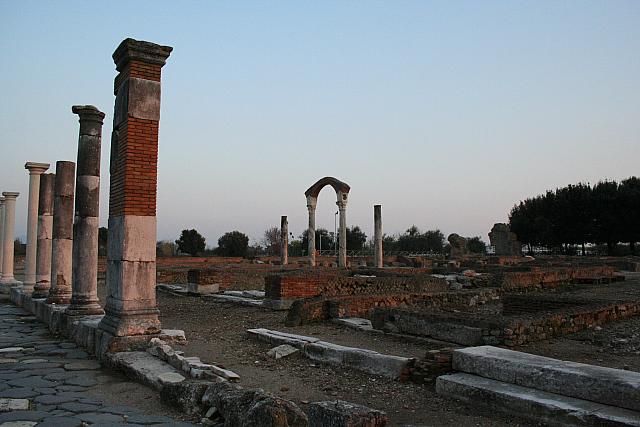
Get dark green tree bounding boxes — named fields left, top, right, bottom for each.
left=467, top=236, right=487, bottom=254
left=216, top=231, right=249, bottom=257
left=175, top=229, right=206, bottom=257
left=98, top=227, right=108, bottom=256
left=346, top=226, right=367, bottom=251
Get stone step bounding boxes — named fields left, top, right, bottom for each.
left=452, top=346, right=640, bottom=412
left=437, top=373, right=640, bottom=427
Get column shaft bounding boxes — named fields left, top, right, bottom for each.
left=33, top=174, right=55, bottom=298
left=0, top=192, right=20, bottom=289
left=374, top=205, right=383, bottom=268
left=47, top=162, right=75, bottom=305
left=99, top=38, right=172, bottom=337
left=338, top=206, right=347, bottom=267
left=307, top=200, right=316, bottom=267
left=0, top=198, right=5, bottom=277
left=68, top=105, right=105, bottom=316
left=23, top=162, right=50, bottom=291
left=280, top=216, right=288, bottom=265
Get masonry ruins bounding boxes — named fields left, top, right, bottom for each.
left=1, top=37, right=639, bottom=427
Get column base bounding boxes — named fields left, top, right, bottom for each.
left=66, top=300, right=105, bottom=317
left=46, top=288, right=71, bottom=305
left=0, top=279, right=23, bottom=294
left=98, top=307, right=161, bottom=337
left=32, top=287, right=51, bottom=299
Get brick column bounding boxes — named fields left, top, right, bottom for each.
left=280, top=216, right=288, bottom=265
left=68, top=105, right=105, bottom=316
left=0, top=197, right=5, bottom=278
left=0, top=192, right=21, bottom=290
left=99, top=38, right=172, bottom=337
left=374, top=205, right=383, bottom=268
left=23, top=162, right=50, bottom=292
left=47, top=161, right=75, bottom=305
left=33, top=174, right=55, bottom=298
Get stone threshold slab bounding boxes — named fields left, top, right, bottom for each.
left=247, top=328, right=412, bottom=380
left=437, top=372, right=640, bottom=427
left=453, top=345, right=640, bottom=412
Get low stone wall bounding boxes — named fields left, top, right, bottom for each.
left=160, top=264, right=299, bottom=290
left=266, top=271, right=448, bottom=302
left=286, top=289, right=501, bottom=326
left=503, top=300, right=640, bottom=346
left=500, top=266, right=616, bottom=291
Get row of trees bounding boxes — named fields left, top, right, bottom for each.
left=509, top=177, right=640, bottom=255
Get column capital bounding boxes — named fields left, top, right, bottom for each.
left=25, top=162, right=50, bottom=175
left=113, top=38, right=173, bottom=72
left=306, top=196, right=317, bottom=211
left=336, top=200, right=348, bottom=210
left=1, top=192, right=19, bottom=200
left=72, top=105, right=105, bottom=123
left=0, top=197, right=4, bottom=205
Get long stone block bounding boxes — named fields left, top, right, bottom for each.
left=437, top=373, right=640, bottom=427
left=453, top=346, right=640, bottom=412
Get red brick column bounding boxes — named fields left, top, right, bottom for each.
left=99, top=39, right=172, bottom=337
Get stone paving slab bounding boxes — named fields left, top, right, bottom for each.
left=0, top=303, right=195, bottom=426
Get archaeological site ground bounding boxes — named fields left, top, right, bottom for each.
left=0, top=34, right=639, bottom=427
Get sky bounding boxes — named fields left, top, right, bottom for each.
left=1, top=1, right=639, bottom=247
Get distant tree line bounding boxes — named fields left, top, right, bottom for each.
left=509, top=177, right=640, bottom=255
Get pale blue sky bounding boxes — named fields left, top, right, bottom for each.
left=1, top=1, right=639, bottom=246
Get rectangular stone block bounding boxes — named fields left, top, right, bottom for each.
left=107, top=215, right=157, bottom=261
left=106, top=259, right=156, bottom=301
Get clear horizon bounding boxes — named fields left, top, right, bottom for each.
left=1, top=1, right=638, bottom=247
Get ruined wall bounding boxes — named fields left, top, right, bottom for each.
left=500, top=266, right=616, bottom=291
left=286, top=289, right=501, bottom=326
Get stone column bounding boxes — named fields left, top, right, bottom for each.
left=280, top=215, right=288, bottom=265
left=306, top=196, right=317, bottom=267
left=46, top=162, right=75, bottom=305
left=0, top=197, right=5, bottom=278
left=337, top=192, right=348, bottom=268
left=23, top=162, right=50, bottom=292
left=99, top=38, right=172, bottom=337
left=374, top=205, right=383, bottom=268
left=0, top=192, right=20, bottom=289
left=68, top=105, right=105, bottom=316
left=33, top=174, right=55, bottom=298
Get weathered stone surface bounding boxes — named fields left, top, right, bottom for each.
left=267, top=345, right=299, bottom=360
left=104, top=351, right=182, bottom=390
left=488, top=223, right=521, bottom=256
left=0, top=398, right=29, bottom=412
left=160, top=380, right=210, bottom=415
left=437, top=373, right=640, bottom=427
left=453, top=346, right=640, bottom=412
left=202, top=381, right=308, bottom=427
left=308, top=400, right=388, bottom=427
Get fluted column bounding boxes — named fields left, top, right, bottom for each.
left=0, top=197, right=5, bottom=278
left=67, top=105, right=105, bottom=316
left=306, top=196, right=317, bottom=267
left=47, top=161, right=75, bottom=305
left=280, top=215, right=288, bottom=265
left=0, top=192, right=20, bottom=290
left=337, top=192, right=348, bottom=268
left=33, top=174, right=55, bottom=298
left=23, top=162, right=50, bottom=292
left=374, top=205, right=383, bottom=268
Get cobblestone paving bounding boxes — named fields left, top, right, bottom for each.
left=0, top=303, right=195, bottom=426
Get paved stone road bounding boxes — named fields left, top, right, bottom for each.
left=0, top=303, right=195, bottom=426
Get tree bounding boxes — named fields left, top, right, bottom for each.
left=216, top=231, right=249, bottom=257
left=346, top=226, right=367, bottom=251
left=175, top=229, right=206, bottom=257
left=261, top=227, right=281, bottom=255
left=467, top=236, right=487, bottom=254
left=156, top=240, right=177, bottom=257
left=301, top=228, right=335, bottom=251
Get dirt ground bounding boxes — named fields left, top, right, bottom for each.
left=157, top=293, right=540, bottom=427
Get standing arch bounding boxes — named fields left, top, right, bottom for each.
left=305, top=177, right=350, bottom=267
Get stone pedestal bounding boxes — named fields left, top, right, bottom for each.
left=99, top=38, right=172, bottom=337
left=0, top=192, right=20, bottom=290
left=23, top=162, right=50, bottom=292
left=374, top=205, right=383, bottom=268
left=33, top=174, right=55, bottom=299
left=306, top=197, right=317, bottom=267
left=0, top=197, right=5, bottom=278
left=68, top=105, right=105, bottom=317
left=280, top=215, right=288, bottom=265
left=47, top=162, right=75, bottom=305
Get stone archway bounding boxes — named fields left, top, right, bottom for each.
left=305, top=177, right=350, bottom=267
